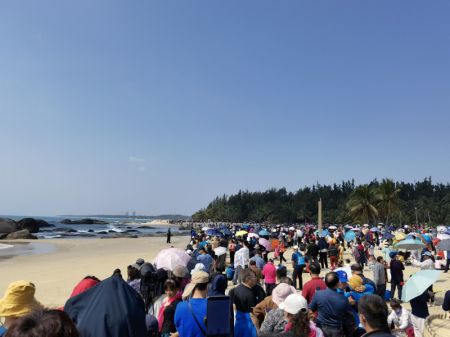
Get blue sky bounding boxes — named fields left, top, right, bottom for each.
left=1, top=1, right=449, bottom=216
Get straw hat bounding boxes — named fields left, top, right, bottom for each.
left=348, top=275, right=366, bottom=292
left=182, top=271, right=209, bottom=299
left=0, top=281, right=43, bottom=317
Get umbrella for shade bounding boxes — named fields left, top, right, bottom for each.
left=214, top=246, right=227, bottom=257
left=437, top=233, right=450, bottom=241
left=259, top=230, right=270, bottom=236
left=344, top=230, right=356, bottom=242
left=421, top=234, right=432, bottom=243
left=236, top=230, right=248, bottom=237
left=402, top=270, right=441, bottom=302
left=206, top=229, right=222, bottom=237
left=370, top=227, right=378, bottom=232
left=153, top=248, right=191, bottom=271
left=220, top=228, right=232, bottom=236
left=319, top=230, right=330, bottom=238
left=202, top=226, right=211, bottom=231
left=436, top=239, right=450, bottom=251
left=382, top=232, right=394, bottom=240
left=394, top=239, right=425, bottom=251
left=395, top=232, right=406, bottom=241
left=328, top=225, right=337, bottom=230
left=352, top=227, right=361, bottom=231
left=289, top=226, right=295, bottom=231
left=248, top=233, right=259, bottom=238
left=258, top=238, right=271, bottom=251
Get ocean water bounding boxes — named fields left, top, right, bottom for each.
left=1, top=215, right=188, bottom=239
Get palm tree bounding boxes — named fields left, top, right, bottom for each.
left=346, top=185, right=379, bottom=224
left=375, top=178, right=401, bottom=225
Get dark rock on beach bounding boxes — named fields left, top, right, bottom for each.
left=101, top=233, right=138, bottom=239
left=0, top=218, right=19, bottom=234
left=60, top=218, right=108, bottom=225
left=137, top=225, right=155, bottom=229
left=98, top=231, right=108, bottom=234
left=16, top=218, right=41, bottom=233
left=0, top=233, right=8, bottom=239
left=6, top=229, right=37, bottom=240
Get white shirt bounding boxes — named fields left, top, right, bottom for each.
left=388, top=307, right=412, bottom=330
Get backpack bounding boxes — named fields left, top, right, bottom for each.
left=215, top=254, right=226, bottom=272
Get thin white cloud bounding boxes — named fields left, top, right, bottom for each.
left=128, top=156, right=146, bottom=163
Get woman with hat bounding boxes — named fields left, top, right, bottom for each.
left=260, top=294, right=323, bottom=337
left=260, top=283, right=297, bottom=333
left=0, top=281, right=43, bottom=336
left=174, top=271, right=209, bottom=337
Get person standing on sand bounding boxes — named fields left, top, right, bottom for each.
left=167, top=228, right=172, bottom=244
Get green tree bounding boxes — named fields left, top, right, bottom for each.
left=376, top=178, right=401, bottom=225
left=346, top=185, right=379, bottom=224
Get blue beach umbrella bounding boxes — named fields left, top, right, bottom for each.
left=206, top=229, right=222, bottom=236
left=258, top=230, right=270, bottom=237
left=402, top=270, right=441, bottom=302
left=344, top=230, right=356, bottom=242
left=220, top=228, right=232, bottom=236
left=382, top=232, right=394, bottom=240
left=394, top=238, right=425, bottom=250
left=421, top=234, right=432, bottom=244
left=319, top=229, right=330, bottom=238
left=370, top=227, right=378, bottom=232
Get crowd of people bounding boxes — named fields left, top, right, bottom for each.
left=1, top=223, right=450, bottom=337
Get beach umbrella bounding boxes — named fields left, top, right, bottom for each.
left=153, top=248, right=191, bottom=271
left=202, top=226, right=211, bottom=231
left=248, top=233, right=259, bottom=239
left=363, top=224, right=369, bottom=227
left=236, top=230, right=248, bottom=237
left=370, top=227, right=378, bottom=232
left=344, top=230, right=356, bottom=242
left=394, top=232, right=406, bottom=241
left=382, top=232, right=394, bottom=240
left=436, top=239, right=450, bottom=251
left=437, top=233, right=450, bottom=241
left=437, top=226, right=447, bottom=233
left=214, top=246, right=227, bottom=257
left=206, top=229, right=222, bottom=237
left=402, top=270, right=441, bottom=302
left=220, top=228, right=232, bottom=236
left=421, top=234, right=432, bottom=243
left=328, top=225, right=337, bottom=230
left=352, top=227, right=361, bottom=231
left=258, top=238, right=271, bottom=251
left=319, top=230, right=330, bottom=238
left=259, top=230, right=270, bottom=237
left=394, top=239, right=425, bottom=251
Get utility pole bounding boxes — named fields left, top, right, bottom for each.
left=318, top=198, right=322, bottom=236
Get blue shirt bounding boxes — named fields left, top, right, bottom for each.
left=0, top=327, right=6, bottom=337
left=309, top=288, right=351, bottom=328
left=175, top=298, right=207, bottom=337
left=197, top=253, right=213, bottom=272
left=291, top=252, right=305, bottom=266
left=249, top=255, right=265, bottom=269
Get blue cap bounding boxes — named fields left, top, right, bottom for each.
left=389, top=251, right=398, bottom=259
left=336, top=270, right=348, bottom=283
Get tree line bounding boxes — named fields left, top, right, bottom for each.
left=192, top=178, right=450, bottom=225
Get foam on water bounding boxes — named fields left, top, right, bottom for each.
left=0, top=243, right=14, bottom=250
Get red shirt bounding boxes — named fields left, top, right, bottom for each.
left=262, top=262, right=277, bottom=284
left=302, top=276, right=326, bottom=304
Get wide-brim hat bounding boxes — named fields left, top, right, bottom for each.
left=0, top=281, right=43, bottom=317
left=182, top=271, right=209, bottom=300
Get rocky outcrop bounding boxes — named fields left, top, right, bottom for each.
left=6, top=229, right=37, bottom=240
left=0, top=218, right=18, bottom=234
left=16, top=218, right=40, bottom=233
left=60, top=218, right=108, bottom=225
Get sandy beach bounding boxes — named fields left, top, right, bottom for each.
left=0, top=236, right=187, bottom=308
left=1, top=236, right=450, bottom=331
